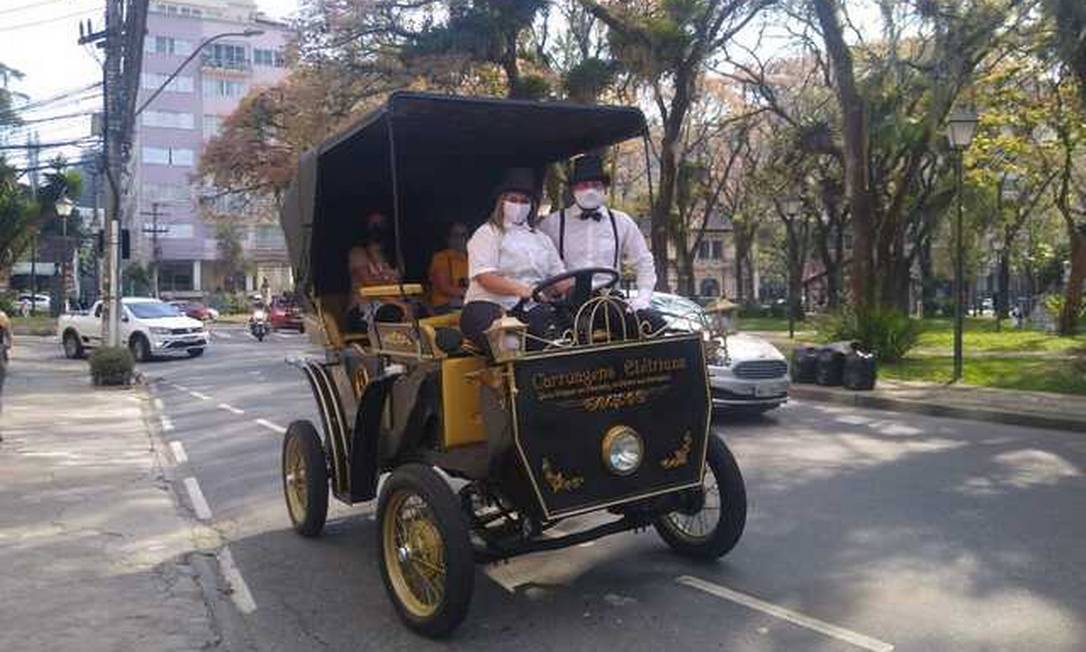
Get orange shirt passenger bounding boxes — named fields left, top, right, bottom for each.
left=428, top=222, right=469, bottom=312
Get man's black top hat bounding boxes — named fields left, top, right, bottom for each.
left=570, top=154, right=610, bottom=185
left=493, top=167, right=538, bottom=199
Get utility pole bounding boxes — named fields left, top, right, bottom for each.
left=141, top=202, right=169, bottom=297
left=27, top=134, right=39, bottom=315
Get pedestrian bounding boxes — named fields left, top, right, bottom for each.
left=0, top=308, right=10, bottom=443
left=537, top=153, right=664, bottom=331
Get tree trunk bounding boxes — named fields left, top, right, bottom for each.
left=812, top=0, right=875, bottom=311
left=650, top=71, right=694, bottom=294
left=996, top=250, right=1010, bottom=322
left=1059, top=227, right=1085, bottom=335
left=919, top=233, right=934, bottom=316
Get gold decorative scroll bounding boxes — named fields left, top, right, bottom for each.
left=541, top=458, right=584, bottom=493
left=661, top=433, right=693, bottom=470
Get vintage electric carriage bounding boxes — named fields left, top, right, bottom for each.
left=278, top=92, right=747, bottom=637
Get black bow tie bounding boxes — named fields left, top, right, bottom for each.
left=580, top=210, right=602, bottom=222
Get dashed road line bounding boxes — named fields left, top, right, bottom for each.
left=169, top=441, right=188, bottom=464
left=215, top=331, right=233, bottom=339
left=254, top=418, right=287, bottom=434
left=160, top=415, right=175, bottom=432
left=174, top=383, right=189, bottom=391
left=153, top=398, right=164, bottom=410
left=183, top=477, right=213, bottom=521
left=188, top=390, right=211, bottom=400
left=218, top=403, right=245, bottom=415
left=676, top=576, right=894, bottom=652
left=219, top=546, right=257, bottom=614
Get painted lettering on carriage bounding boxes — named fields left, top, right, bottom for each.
left=530, top=356, right=689, bottom=405
left=582, top=389, right=649, bottom=412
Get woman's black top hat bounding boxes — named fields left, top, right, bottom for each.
left=569, top=154, right=610, bottom=185
left=493, top=167, right=538, bottom=199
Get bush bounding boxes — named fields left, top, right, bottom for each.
left=1043, top=294, right=1085, bottom=326
left=818, top=308, right=920, bottom=363
left=88, top=346, right=135, bottom=386
left=0, top=294, right=16, bottom=316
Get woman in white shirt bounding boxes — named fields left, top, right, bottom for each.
left=460, top=168, right=567, bottom=353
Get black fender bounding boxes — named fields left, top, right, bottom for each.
left=349, top=375, right=397, bottom=502
left=289, top=358, right=351, bottom=498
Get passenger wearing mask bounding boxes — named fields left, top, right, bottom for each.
left=427, top=222, right=469, bottom=314
left=539, top=154, right=663, bottom=329
left=460, top=168, right=567, bottom=354
left=347, top=211, right=404, bottom=331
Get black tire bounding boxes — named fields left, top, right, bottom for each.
left=282, top=420, right=329, bottom=537
left=377, top=464, right=474, bottom=638
left=187, top=348, right=204, bottom=358
left=654, top=435, right=747, bottom=560
left=129, top=334, right=151, bottom=362
left=63, top=330, right=85, bottom=359
left=256, top=331, right=265, bottom=342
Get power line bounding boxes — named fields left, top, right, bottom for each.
left=15, top=83, right=102, bottom=112
left=0, top=7, right=100, bottom=33
left=0, top=0, right=70, bottom=17
left=5, top=111, right=95, bottom=126
left=0, top=137, right=99, bottom=151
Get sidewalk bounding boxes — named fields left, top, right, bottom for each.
left=791, top=378, right=1086, bottom=433
left=0, top=337, right=218, bottom=651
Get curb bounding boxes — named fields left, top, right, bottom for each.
left=790, top=385, right=1086, bottom=434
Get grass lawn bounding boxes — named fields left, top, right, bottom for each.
left=10, top=315, right=57, bottom=336
left=881, top=356, right=1086, bottom=396
left=736, top=316, right=805, bottom=332
left=914, top=318, right=1086, bottom=354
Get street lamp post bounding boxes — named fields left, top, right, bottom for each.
left=947, top=108, right=978, bottom=382
left=782, top=197, right=803, bottom=339
left=55, top=195, right=75, bottom=312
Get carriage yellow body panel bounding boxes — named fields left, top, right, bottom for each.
left=441, top=356, right=487, bottom=448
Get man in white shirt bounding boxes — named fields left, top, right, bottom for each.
left=539, top=154, right=663, bottom=328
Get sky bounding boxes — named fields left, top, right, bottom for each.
left=0, top=0, right=299, bottom=168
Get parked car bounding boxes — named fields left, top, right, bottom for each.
left=168, top=300, right=219, bottom=322
left=269, top=295, right=304, bottom=332
left=58, top=297, right=209, bottom=362
left=650, top=292, right=790, bottom=415
left=17, top=293, right=51, bottom=314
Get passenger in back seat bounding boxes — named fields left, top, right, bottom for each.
left=347, top=212, right=405, bottom=331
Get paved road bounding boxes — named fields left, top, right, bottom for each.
left=137, top=326, right=1085, bottom=651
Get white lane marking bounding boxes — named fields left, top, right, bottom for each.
left=188, top=390, right=211, bottom=400
left=216, top=332, right=232, bottom=339
left=153, top=398, right=164, bottom=410
left=169, top=441, right=188, bottom=464
left=160, top=415, right=175, bottom=432
left=183, top=477, right=213, bottom=521
left=676, top=576, right=894, bottom=652
left=219, top=546, right=257, bottom=614
left=218, top=403, right=245, bottom=415
left=174, top=383, right=189, bottom=391
left=254, top=418, right=287, bottom=434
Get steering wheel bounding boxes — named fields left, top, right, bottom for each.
left=531, top=267, right=621, bottom=307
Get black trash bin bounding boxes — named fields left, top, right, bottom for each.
left=791, top=346, right=819, bottom=383
left=843, top=347, right=877, bottom=390
left=815, top=342, right=853, bottom=386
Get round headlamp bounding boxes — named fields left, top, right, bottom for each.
left=602, top=426, right=643, bottom=476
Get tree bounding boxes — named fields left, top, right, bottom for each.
left=214, top=222, right=247, bottom=293
left=809, top=0, right=1036, bottom=313
left=0, top=159, right=37, bottom=282
left=577, top=0, right=775, bottom=292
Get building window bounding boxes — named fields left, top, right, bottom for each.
left=140, top=73, right=193, bottom=93
left=155, top=223, right=194, bottom=239
left=142, top=110, right=194, bottom=129
left=204, top=43, right=248, bottom=70
left=253, top=48, right=285, bottom=67
left=145, top=35, right=193, bottom=56
left=142, top=147, right=194, bottom=167
left=697, top=241, right=711, bottom=260
left=700, top=278, right=721, bottom=297
left=253, top=224, right=286, bottom=248
left=711, top=240, right=723, bottom=260
left=202, top=115, right=223, bottom=140
left=202, top=78, right=247, bottom=98
left=144, top=183, right=190, bottom=203
left=159, top=262, right=194, bottom=292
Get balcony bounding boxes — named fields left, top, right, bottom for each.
left=201, top=54, right=251, bottom=73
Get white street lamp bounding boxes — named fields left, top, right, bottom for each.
left=782, top=197, right=802, bottom=339
left=55, top=194, right=75, bottom=218
left=947, top=107, right=978, bottom=382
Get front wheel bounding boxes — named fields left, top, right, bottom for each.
left=63, top=330, right=84, bottom=359
left=129, top=334, right=151, bottom=362
left=282, top=421, right=329, bottom=537
left=377, top=464, right=474, bottom=638
left=654, top=435, right=746, bottom=560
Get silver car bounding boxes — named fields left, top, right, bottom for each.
left=649, top=293, right=790, bottom=415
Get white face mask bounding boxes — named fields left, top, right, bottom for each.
left=574, top=187, right=605, bottom=210
left=503, top=200, right=531, bottom=227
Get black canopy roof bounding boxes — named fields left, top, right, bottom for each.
left=280, top=91, right=647, bottom=298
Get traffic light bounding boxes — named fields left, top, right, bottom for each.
left=95, top=229, right=131, bottom=259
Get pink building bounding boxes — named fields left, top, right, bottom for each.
left=134, top=0, right=290, bottom=297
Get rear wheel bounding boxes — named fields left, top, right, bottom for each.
left=63, top=330, right=84, bottom=359
left=129, top=334, right=151, bottom=362
left=377, top=464, right=474, bottom=638
left=282, top=421, right=329, bottom=537
left=654, top=435, right=746, bottom=559
left=187, top=348, right=204, bottom=358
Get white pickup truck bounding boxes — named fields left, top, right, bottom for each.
left=58, top=297, right=209, bottom=361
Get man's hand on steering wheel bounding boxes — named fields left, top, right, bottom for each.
left=531, top=267, right=621, bottom=307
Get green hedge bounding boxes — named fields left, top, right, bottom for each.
left=88, top=346, right=135, bottom=386
left=817, top=308, right=921, bottom=363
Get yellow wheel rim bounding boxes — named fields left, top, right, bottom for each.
left=284, top=436, right=307, bottom=524
left=382, top=490, right=446, bottom=618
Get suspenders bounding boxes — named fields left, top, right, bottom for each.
left=558, top=207, right=620, bottom=268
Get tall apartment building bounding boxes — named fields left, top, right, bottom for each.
left=134, top=0, right=290, bottom=298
